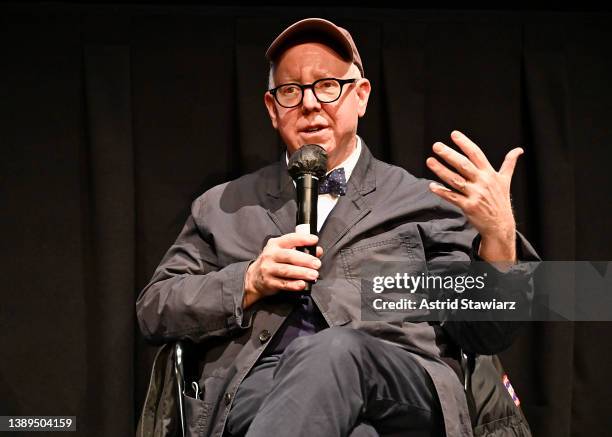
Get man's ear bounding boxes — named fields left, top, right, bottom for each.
left=264, top=92, right=279, bottom=129
left=355, top=78, right=371, bottom=118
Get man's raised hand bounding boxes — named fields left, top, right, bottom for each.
left=426, top=130, right=523, bottom=264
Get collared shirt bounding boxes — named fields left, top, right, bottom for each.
left=285, top=136, right=362, bottom=232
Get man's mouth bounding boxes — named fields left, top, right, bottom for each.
left=301, top=126, right=328, bottom=134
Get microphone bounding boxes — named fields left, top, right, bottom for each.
left=287, top=144, right=328, bottom=293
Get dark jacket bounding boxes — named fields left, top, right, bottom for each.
left=136, top=142, right=539, bottom=437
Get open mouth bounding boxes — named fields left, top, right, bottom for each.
left=302, top=126, right=327, bottom=134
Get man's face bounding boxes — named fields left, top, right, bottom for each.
left=264, top=42, right=371, bottom=170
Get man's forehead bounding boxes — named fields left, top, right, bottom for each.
left=276, top=43, right=352, bottom=66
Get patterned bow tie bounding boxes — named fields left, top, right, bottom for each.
left=319, top=167, right=347, bottom=196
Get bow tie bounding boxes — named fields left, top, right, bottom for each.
left=318, top=167, right=347, bottom=196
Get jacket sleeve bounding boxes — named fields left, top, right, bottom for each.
left=136, top=198, right=253, bottom=345
left=422, top=197, right=540, bottom=355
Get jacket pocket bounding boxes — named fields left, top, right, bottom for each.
left=184, top=395, right=211, bottom=436
left=340, top=230, right=427, bottom=287
left=340, top=230, right=429, bottom=322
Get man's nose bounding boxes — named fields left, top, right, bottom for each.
left=301, top=88, right=321, bottom=112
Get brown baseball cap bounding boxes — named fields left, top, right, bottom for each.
left=265, top=18, right=364, bottom=76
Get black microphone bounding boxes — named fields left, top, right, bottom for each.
left=287, top=144, right=328, bottom=293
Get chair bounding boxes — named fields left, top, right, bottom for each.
left=174, top=342, right=186, bottom=437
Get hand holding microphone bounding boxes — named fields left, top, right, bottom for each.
left=243, top=144, right=327, bottom=307
left=287, top=144, right=327, bottom=292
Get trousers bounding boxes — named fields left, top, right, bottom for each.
left=224, top=327, right=446, bottom=437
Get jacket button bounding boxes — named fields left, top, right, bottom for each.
left=224, top=392, right=232, bottom=405
left=258, top=329, right=271, bottom=343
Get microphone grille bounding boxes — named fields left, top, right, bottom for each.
left=287, top=144, right=328, bottom=179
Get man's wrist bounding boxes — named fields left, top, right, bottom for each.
left=242, top=289, right=261, bottom=310
left=242, top=262, right=261, bottom=309
left=478, top=228, right=517, bottom=271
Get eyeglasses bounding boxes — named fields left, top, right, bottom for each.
left=268, top=78, right=358, bottom=108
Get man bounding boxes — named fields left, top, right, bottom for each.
left=136, top=18, right=538, bottom=437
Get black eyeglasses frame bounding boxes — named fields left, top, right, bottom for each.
left=268, top=78, right=358, bottom=108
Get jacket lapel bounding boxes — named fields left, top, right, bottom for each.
left=318, top=141, right=376, bottom=256
left=265, top=155, right=297, bottom=236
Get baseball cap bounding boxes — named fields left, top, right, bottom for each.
left=265, top=18, right=364, bottom=76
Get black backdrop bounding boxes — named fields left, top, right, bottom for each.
left=1, top=3, right=611, bottom=436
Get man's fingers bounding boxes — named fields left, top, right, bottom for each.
left=428, top=181, right=467, bottom=209
left=499, top=147, right=524, bottom=178
left=269, top=263, right=319, bottom=281
left=426, top=157, right=469, bottom=193
left=273, top=232, right=319, bottom=249
left=450, top=130, right=494, bottom=171
left=258, top=235, right=324, bottom=295
left=268, top=277, right=307, bottom=291
left=432, top=142, right=479, bottom=180
left=275, top=248, right=322, bottom=269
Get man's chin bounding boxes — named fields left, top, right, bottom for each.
left=297, top=130, right=333, bottom=147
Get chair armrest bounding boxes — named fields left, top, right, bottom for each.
left=174, top=342, right=186, bottom=437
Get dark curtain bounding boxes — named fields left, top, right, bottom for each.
left=1, top=4, right=611, bottom=436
